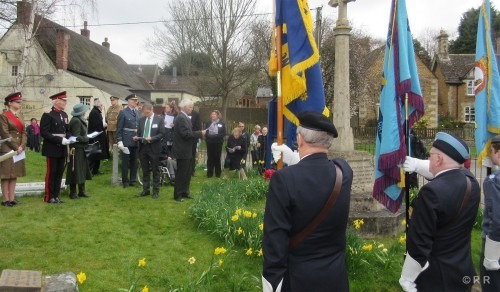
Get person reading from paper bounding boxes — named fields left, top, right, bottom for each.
left=399, top=132, right=480, bottom=291
left=262, top=111, right=353, bottom=292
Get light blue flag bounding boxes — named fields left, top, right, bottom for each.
left=372, top=0, right=425, bottom=213
left=475, top=0, right=500, bottom=165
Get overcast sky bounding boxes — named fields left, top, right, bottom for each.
left=31, top=0, right=500, bottom=65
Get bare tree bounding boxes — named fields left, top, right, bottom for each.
left=148, top=0, right=257, bottom=117
left=417, top=27, right=439, bottom=59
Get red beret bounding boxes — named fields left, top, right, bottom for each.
left=49, top=91, right=67, bottom=100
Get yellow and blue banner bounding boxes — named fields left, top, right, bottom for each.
left=475, top=0, right=500, bottom=166
left=372, top=0, right=425, bottom=213
left=269, top=0, right=329, bottom=146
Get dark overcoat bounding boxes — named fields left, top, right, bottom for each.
left=66, top=115, right=92, bottom=184
left=225, top=135, right=245, bottom=170
left=0, top=111, right=27, bottom=178
left=88, top=106, right=109, bottom=160
left=172, top=112, right=202, bottom=159
left=409, top=168, right=480, bottom=291
left=40, top=108, right=69, bottom=158
left=263, top=153, right=353, bottom=292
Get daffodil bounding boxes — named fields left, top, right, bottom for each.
left=246, top=248, right=253, bottom=256
left=257, top=249, right=263, bottom=256
left=237, top=227, right=243, bottom=235
left=377, top=244, right=384, bottom=249
left=235, top=208, right=242, bottom=215
left=231, top=215, right=239, bottom=222
left=214, top=247, right=227, bottom=255
left=188, top=257, right=196, bottom=264
left=252, top=212, right=257, bottom=218
left=401, top=219, right=407, bottom=226
left=259, top=160, right=265, bottom=164
left=259, top=223, right=264, bottom=230
left=141, top=285, right=149, bottom=292
left=219, top=259, right=224, bottom=266
left=382, top=248, right=388, bottom=253
left=353, top=219, right=364, bottom=230
left=399, top=235, right=406, bottom=244
left=138, top=258, right=147, bottom=267
left=76, top=272, right=86, bottom=284
left=243, top=211, right=252, bottom=218
left=361, top=244, right=373, bottom=251
left=253, top=161, right=257, bottom=165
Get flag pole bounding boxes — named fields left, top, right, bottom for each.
left=276, top=24, right=284, bottom=170
left=404, top=93, right=410, bottom=251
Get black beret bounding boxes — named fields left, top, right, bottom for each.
left=432, top=132, right=469, bottom=164
left=125, top=94, right=138, bottom=101
left=297, top=111, right=338, bottom=137
left=492, top=135, right=500, bottom=144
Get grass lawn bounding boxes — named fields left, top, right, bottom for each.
left=1, top=151, right=484, bottom=291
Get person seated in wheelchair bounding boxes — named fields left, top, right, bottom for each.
left=160, top=138, right=177, bottom=183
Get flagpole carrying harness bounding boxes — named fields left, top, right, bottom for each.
left=289, top=162, right=343, bottom=250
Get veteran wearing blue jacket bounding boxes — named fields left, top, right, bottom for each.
left=117, top=94, right=140, bottom=188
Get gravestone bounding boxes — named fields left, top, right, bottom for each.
left=42, top=273, right=77, bottom=292
left=0, top=269, right=41, bottom=292
left=15, top=180, right=67, bottom=197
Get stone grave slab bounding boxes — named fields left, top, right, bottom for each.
left=0, top=269, right=42, bottom=292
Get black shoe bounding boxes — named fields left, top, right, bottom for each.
left=136, top=191, right=150, bottom=197
left=48, top=198, right=58, bottom=204
left=1, top=201, right=13, bottom=207
left=174, top=198, right=184, bottom=202
left=152, top=193, right=159, bottom=199
left=70, top=194, right=79, bottom=199
left=11, top=199, right=22, bottom=205
left=79, top=193, right=90, bottom=198
left=55, top=197, right=64, bottom=203
left=183, top=194, right=194, bottom=200
left=92, top=171, right=104, bottom=176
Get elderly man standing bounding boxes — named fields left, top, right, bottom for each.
left=40, top=91, right=71, bottom=204
left=116, top=94, right=140, bottom=188
left=172, top=99, right=205, bottom=202
left=88, top=98, right=109, bottom=176
left=263, top=111, right=353, bottom=291
left=399, top=132, right=480, bottom=292
left=106, top=95, right=122, bottom=149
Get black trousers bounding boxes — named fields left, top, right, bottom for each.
left=480, top=238, right=500, bottom=291
left=206, top=142, right=223, bottom=178
left=174, top=158, right=192, bottom=200
left=44, top=156, right=65, bottom=202
left=121, top=146, right=138, bottom=185
left=89, top=159, right=101, bottom=174
left=139, top=146, right=160, bottom=194
left=191, top=140, right=197, bottom=175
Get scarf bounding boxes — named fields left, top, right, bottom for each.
left=32, top=122, right=40, bottom=135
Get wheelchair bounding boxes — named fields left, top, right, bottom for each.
left=137, top=154, right=174, bottom=186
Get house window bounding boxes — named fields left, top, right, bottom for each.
left=78, top=96, right=92, bottom=106
left=11, top=65, right=18, bottom=77
left=466, top=80, right=474, bottom=96
left=464, top=106, right=475, bottom=123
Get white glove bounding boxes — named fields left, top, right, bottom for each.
left=484, top=236, right=500, bottom=271
left=399, top=253, right=429, bottom=292
left=61, top=138, right=70, bottom=145
left=403, top=156, right=434, bottom=180
left=117, top=141, right=124, bottom=150
left=271, top=143, right=300, bottom=166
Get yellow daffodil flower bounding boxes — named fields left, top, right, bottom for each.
left=259, top=223, right=264, bottom=231
left=401, top=219, right=406, bottom=226
left=237, top=227, right=243, bottom=235
left=214, top=247, right=227, bottom=255
left=252, top=212, right=257, bottom=218
left=244, top=211, right=252, bottom=218
left=257, top=249, right=263, bottom=257
left=399, top=235, right=406, bottom=244
left=382, top=248, right=388, bottom=253
left=353, top=219, right=365, bottom=230
left=231, top=215, right=239, bottom=222
left=76, top=272, right=86, bottom=284
left=188, top=257, right=196, bottom=264
left=361, top=244, right=373, bottom=251
left=235, top=208, right=242, bottom=215
left=246, top=248, right=253, bottom=256
left=219, top=259, right=224, bottom=266
left=141, top=285, right=149, bottom=292
left=138, top=258, right=147, bottom=267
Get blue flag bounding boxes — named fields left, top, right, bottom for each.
left=475, top=0, right=500, bottom=166
left=372, top=0, right=425, bottom=213
left=269, top=0, right=329, bottom=148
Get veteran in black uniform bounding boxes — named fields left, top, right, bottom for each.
left=116, top=94, right=140, bottom=188
left=262, top=111, right=353, bottom=292
left=400, top=132, right=480, bottom=292
left=40, top=91, right=70, bottom=204
left=135, top=103, right=165, bottom=199
left=66, top=103, right=92, bottom=199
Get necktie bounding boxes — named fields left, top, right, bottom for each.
left=144, top=117, right=151, bottom=139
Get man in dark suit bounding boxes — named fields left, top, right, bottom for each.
left=263, top=111, right=353, bottom=292
left=117, top=94, right=140, bottom=188
left=172, top=99, right=205, bottom=202
left=134, top=103, right=165, bottom=199
left=87, top=98, right=109, bottom=175
left=400, top=132, right=480, bottom=292
left=189, top=109, right=201, bottom=176
left=40, top=91, right=71, bottom=204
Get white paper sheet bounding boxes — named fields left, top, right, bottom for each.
left=13, top=151, right=25, bottom=163
left=87, top=131, right=103, bottom=139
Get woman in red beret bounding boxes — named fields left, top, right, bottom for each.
left=0, top=92, right=27, bottom=207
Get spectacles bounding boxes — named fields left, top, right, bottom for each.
left=428, top=152, right=440, bottom=158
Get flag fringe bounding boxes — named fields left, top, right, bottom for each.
left=373, top=177, right=404, bottom=213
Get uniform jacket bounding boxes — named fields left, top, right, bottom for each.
left=40, top=107, right=69, bottom=158
left=88, top=106, right=109, bottom=160
left=409, top=168, right=480, bottom=291
left=483, top=170, right=500, bottom=241
left=204, top=119, right=226, bottom=144
left=0, top=111, right=27, bottom=154
left=172, top=112, right=202, bottom=159
left=116, top=106, right=140, bottom=148
left=106, top=104, right=122, bottom=132
left=263, top=153, right=353, bottom=292
left=137, top=114, right=165, bottom=154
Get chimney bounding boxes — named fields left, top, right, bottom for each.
left=56, top=29, right=70, bottom=70
left=436, top=30, right=450, bottom=61
left=80, top=21, right=90, bottom=39
left=16, top=0, right=32, bottom=26
left=102, top=37, right=110, bottom=50
left=171, top=66, right=178, bottom=84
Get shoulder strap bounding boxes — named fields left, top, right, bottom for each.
left=435, top=176, right=471, bottom=236
left=288, top=162, right=343, bottom=250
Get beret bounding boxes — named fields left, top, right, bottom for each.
left=49, top=91, right=67, bottom=100
left=432, top=132, right=469, bottom=164
left=297, top=111, right=338, bottom=137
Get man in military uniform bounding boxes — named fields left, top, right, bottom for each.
left=40, top=91, right=71, bottom=204
left=116, top=94, right=140, bottom=188
left=263, top=111, right=353, bottom=291
left=106, top=95, right=122, bottom=149
left=400, top=132, right=480, bottom=292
